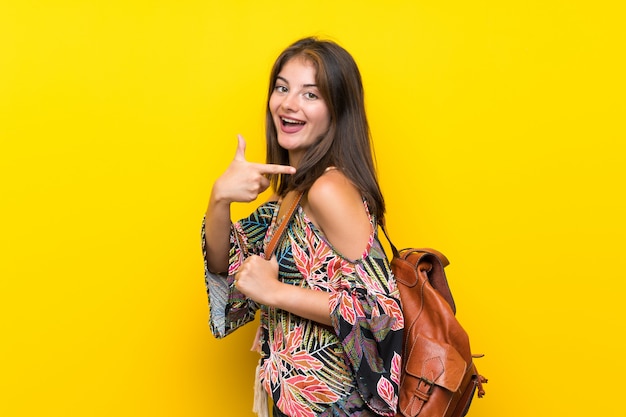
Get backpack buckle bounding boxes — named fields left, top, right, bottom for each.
left=415, top=376, right=436, bottom=401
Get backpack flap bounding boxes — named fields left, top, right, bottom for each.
left=404, top=334, right=467, bottom=393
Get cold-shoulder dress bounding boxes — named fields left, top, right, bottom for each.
left=202, top=199, right=404, bottom=417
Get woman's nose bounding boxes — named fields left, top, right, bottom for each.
left=281, top=94, right=298, bottom=112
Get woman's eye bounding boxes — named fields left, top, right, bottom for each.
left=275, top=85, right=288, bottom=93
left=303, top=92, right=318, bottom=100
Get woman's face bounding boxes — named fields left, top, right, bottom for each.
left=269, top=57, right=330, bottom=167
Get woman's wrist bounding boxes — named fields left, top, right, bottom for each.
left=209, top=181, right=233, bottom=208
left=265, top=280, right=292, bottom=309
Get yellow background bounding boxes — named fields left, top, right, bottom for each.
left=1, top=1, right=624, bottom=416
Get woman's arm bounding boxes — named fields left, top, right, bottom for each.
left=203, top=188, right=234, bottom=274
left=234, top=255, right=333, bottom=325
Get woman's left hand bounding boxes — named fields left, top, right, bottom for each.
left=234, top=255, right=284, bottom=306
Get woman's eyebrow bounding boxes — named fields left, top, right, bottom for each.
left=276, top=75, right=317, bottom=88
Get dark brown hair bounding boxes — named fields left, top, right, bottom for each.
left=266, top=37, right=385, bottom=221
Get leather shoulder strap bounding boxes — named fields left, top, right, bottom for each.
left=264, top=191, right=304, bottom=260
left=380, top=219, right=399, bottom=257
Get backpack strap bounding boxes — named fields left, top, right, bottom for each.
left=264, top=191, right=304, bottom=260
left=251, top=190, right=303, bottom=355
left=380, top=219, right=400, bottom=257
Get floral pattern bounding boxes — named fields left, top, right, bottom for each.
left=202, top=200, right=404, bottom=416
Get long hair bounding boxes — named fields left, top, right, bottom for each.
left=266, top=37, right=385, bottom=221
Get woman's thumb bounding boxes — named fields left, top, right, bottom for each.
left=234, top=134, right=246, bottom=161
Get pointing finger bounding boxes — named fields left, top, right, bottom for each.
left=234, top=134, right=247, bottom=161
left=253, top=163, right=296, bottom=175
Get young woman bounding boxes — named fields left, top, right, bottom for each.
left=202, top=37, right=404, bottom=417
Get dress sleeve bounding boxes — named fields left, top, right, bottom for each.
left=328, top=234, right=404, bottom=416
left=201, top=202, right=277, bottom=338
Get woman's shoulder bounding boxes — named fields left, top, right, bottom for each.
left=308, top=168, right=359, bottom=204
left=305, top=168, right=372, bottom=260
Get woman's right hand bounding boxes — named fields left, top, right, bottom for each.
left=212, top=135, right=296, bottom=204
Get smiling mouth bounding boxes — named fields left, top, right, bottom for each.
left=281, top=117, right=305, bottom=126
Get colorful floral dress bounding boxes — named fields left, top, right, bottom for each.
left=202, top=199, right=404, bottom=416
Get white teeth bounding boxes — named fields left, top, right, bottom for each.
left=282, top=117, right=304, bottom=124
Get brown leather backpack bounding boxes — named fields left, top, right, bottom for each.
left=268, top=194, right=487, bottom=416
left=381, top=229, right=487, bottom=417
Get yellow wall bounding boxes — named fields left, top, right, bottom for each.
left=1, top=1, right=624, bottom=416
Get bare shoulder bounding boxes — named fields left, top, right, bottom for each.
left=307, top=169, right=360, bottom=209
left=306, top=170, right=372, bottom=260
